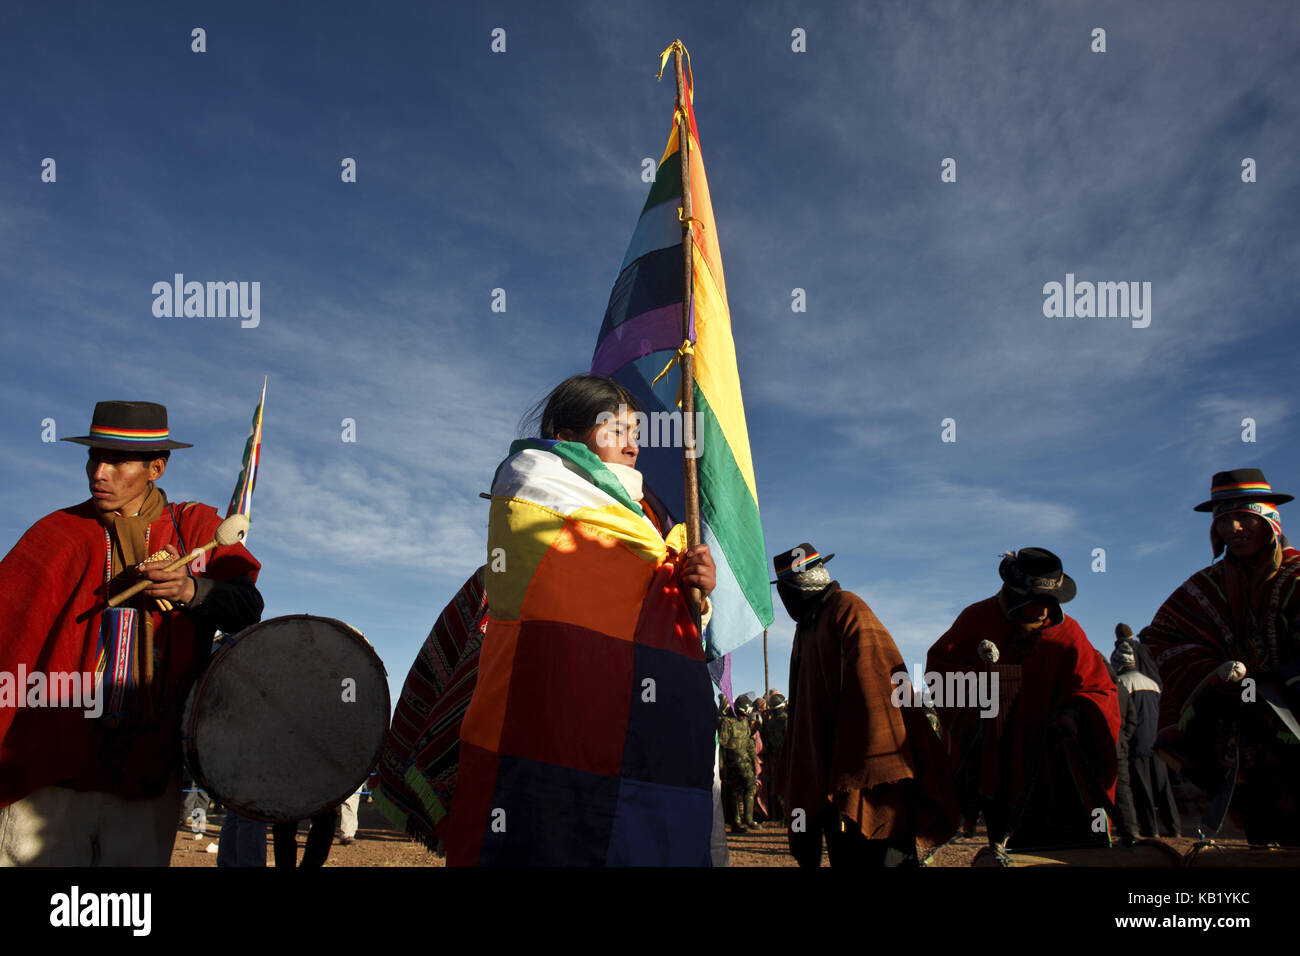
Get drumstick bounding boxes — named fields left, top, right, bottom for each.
left=107, top=514, right=249, bottom=608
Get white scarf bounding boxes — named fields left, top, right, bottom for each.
left=605, top=462, right=644, bottom=503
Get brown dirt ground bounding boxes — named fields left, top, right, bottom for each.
left=171, top=800, right=441, bottom=867
left=171, top=802, right=1292, bottom=867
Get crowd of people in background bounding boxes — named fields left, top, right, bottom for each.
left=744, top=467, right=1300, bottom=866
left=717, top=689, right=786, bottom=834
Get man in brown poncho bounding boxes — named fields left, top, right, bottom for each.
left=776, top=544, right=959, bottom=867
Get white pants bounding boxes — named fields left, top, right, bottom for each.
left=710, top=743, right=730, bottom=867
left=338, top=789, right=362, bottom=840
left=0, top=777, right=182, bottom=867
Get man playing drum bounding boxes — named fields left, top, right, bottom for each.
left=0, top=401, right=263, bottom=866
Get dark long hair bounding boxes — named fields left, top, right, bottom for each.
left=520, top=374, right=643, bottom=441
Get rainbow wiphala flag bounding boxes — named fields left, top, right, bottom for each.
left=590, top=45, right=772, bottom=659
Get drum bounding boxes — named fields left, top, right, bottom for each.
left=182, top=614, right=390, bottom=824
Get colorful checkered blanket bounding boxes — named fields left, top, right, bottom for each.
left=444, top=439, right=716, bottom=866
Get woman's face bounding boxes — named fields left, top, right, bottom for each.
left=560, top=405, right=641, bottom=467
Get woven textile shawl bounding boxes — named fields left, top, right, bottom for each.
left=374, top=568, right=488, bottom=850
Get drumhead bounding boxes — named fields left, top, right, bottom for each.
left=183, top=614, right=390, bottom=824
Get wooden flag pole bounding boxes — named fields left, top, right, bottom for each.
left=673, top=40, right=702, bottom=621
left=763, top=628, right=769, bottom=693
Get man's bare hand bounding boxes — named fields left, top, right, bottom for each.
left=137, top=544, right=196, bottom=605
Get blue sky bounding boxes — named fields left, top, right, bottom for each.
left=2, top=1, right=1297, bottom=706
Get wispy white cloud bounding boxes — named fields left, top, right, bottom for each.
left=1135, top=538, right=1179, bottom=558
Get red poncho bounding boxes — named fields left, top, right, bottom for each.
left=926, top=596, right=1120, bottom=827
left=0, top=498, right=260, bottom=806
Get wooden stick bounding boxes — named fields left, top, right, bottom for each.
left=107, top=541, right=219, bottom=607
left=106, top=513, right=249, bottom=608
left=144, top=614, right=153, bottom=693
left=673, top=40, right=703, bottom=622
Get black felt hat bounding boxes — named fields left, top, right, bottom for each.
left=998, top=547, right=1076, bottom=604
left=1193, top=468, right=1293, bottom=512
left=771, top=543, right=835, bottom=584
left=61, top=401, right=193, bottom=451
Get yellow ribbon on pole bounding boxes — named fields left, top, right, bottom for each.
left=656, top=40, right=694, bottom=90
left=650, top=339, right=696, bottom=409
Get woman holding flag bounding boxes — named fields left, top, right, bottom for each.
left=444, top=42, right=772, bottom=865
left=443, top=374, right=721, bottom=866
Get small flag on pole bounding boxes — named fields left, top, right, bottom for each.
left=227, top=377, right=266, bottom=524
